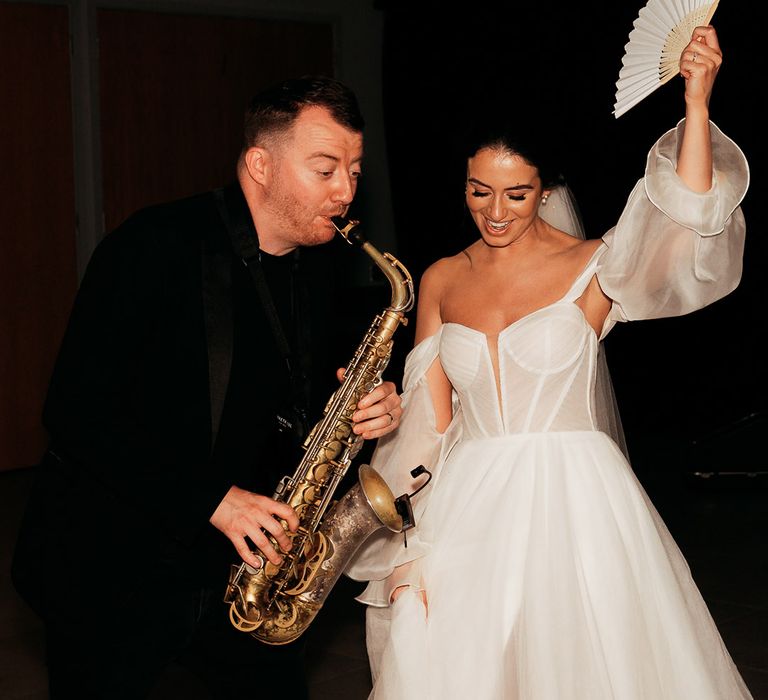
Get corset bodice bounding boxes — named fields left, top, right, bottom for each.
left=439, top=248, right=603, bottom=440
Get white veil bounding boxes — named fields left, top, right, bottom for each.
left=539, top=185, right=628, bottom=458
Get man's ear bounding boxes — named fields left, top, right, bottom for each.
left=243, top=147, right=270, bottom=185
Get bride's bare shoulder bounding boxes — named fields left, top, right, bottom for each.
left=420, top=250, right=471, bottom=292
left=574, top=237, right=604, bottom=255
left=551, top=231, right=604, bottom=259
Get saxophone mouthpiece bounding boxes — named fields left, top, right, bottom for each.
left=331, top=216, right=366, bottom=247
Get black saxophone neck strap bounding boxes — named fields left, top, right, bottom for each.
left=213, top=185, right=310, bottom=412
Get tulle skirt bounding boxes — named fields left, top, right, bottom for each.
left=365, top=431, right=752, bottom=699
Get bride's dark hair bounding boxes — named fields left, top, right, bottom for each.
left=462, top=117, right=566, bottom=190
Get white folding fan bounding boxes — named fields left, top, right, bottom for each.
left=613, top=0, right=720, bottom=118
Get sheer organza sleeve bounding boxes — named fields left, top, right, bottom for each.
left=598, top=119, right=749, bottom=337
left=345, top=326, right=461, bottom=593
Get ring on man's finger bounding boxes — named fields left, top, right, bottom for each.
left=386, top=411, right=395, bottom=425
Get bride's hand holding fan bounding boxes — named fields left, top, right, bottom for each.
left=680, top=25, right=722, bottom=111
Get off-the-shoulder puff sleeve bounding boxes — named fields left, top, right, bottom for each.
left=345, top=327, right=461, bottom=596
left=598, top=119, right=749, bottom=339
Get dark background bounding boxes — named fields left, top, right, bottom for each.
left=372, top=1, right=766, bottom=469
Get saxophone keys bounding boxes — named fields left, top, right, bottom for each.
left=264, top=560, right=281, bottom=578
left=302, top=485, right=320, bottom=504
left=312, top=463, right=330, bottom=481
left=318, top=440, right=342, bottom=462
left=334, top=423, right=353, bottom=441
left=293, top=504, right=310, bottom=522
left=283, top=532, right=328, bottom=595
left=301, top=428, right=316, bottom=449
left=228, top=603, right=263, bottom=633
left=270, top=599, right=299, bottom=629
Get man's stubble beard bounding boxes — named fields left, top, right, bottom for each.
left=265, top=175, right=333, bottom=249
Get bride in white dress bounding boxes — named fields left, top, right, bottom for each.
left=345, top=24, right=753, bottom=699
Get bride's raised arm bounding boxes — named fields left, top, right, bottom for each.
left=676, top=25, right=721, bottom=191
left=596, top=25, right=748, bottom=336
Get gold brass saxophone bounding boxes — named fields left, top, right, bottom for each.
left=224, top=215, right=427, bottom=645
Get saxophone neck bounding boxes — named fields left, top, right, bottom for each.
left=331, top=216, right=415, bottom=315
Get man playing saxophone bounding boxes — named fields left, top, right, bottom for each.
left=12, top=76, right=401, bottom=700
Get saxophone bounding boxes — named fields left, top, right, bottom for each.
left=224, top=215, right=426, bottom=645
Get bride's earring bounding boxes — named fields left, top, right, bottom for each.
left=541, top=193, right=549, bottom=206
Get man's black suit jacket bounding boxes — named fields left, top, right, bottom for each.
left=12, top=183, right=342, bottom=619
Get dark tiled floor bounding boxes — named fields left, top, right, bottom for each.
left=2, top=435, right=766, bottom=699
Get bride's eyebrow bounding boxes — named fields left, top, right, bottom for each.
left=467, top=177, right=534, bottom=191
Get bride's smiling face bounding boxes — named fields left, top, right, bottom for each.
left=465, top=148, right=547, bottom=247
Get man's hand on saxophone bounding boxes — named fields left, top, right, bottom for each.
left=339, top=367, right=403, bottom=440
left=210, top=372, right=402, bottom=566
left=210, top=487, right=300, bottom=568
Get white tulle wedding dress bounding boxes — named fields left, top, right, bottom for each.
left=345, top=120, right=753, bottom=700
